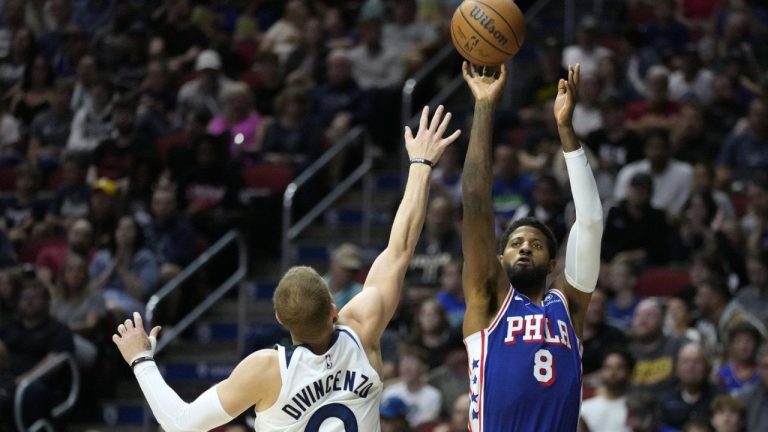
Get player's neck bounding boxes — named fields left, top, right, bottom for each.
left=292, top=328, right=335, bottom=354
left=515, top=285, right=548, bottom=305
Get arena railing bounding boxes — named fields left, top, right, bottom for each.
left=14, top=352, right=80, bottom=432
left=142, top=229, right=247, bottom=430
left=281, top=126, right=374, bottom=272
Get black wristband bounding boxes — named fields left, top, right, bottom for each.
left=410, top=158, right=434, bottom=168
left=130, top=356, right=155, bottom=369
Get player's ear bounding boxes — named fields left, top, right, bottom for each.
left=549, top=259, right=557, bottom=273
left=275, top=313, right=284, bottom=326
left=331, top=303, right=339, bottom=323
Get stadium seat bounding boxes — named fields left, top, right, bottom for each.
left=0, top=165, right=16, bottom=191
left=241, top=163, right=294, bottom=197
left=635, top=267, right=691, bottom=298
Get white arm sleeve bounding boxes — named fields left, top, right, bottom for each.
left=133, top=362, right=234, bottom=432
left=563, top=148, right=603, bottom=293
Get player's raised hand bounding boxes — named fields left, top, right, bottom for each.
left=404, top=105, right=461, bottom=164
left=462, top=61, right=508, bottom=105
left=112, top=312, right=162, bottom=365
left=554, top=64, right=580, bottom=128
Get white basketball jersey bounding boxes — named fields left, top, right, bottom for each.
left=254, top=325, right=383, bottom=432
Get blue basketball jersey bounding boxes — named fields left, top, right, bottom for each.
left=464, top=288, right=582, bottom=432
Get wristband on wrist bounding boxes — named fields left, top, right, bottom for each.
left=410, top=158, right=434, bottom=168
left=130, top=355, right=155, bottom=369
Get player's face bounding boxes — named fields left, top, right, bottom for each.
left=500, top=226, right=553, bottom=291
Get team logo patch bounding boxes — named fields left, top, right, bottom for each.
left=325, top=354, right=333, bottom=369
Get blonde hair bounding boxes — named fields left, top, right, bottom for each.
left=273, top=266, right=333, bottom=340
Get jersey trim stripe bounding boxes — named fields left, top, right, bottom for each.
left=338, top=328, right=361, bottom=350
left=550, top=289, right=572, bottom=323
left=478, top=329, right=486, bottom=432
left=487, top=288, right=514, bottom=334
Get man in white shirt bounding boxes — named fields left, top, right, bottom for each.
left=561, top=16, right=612, bottom=76
left=382, top=346, right=442, bottom=428
left=668, top=48, right=714, bottom=104
left=347, top=17, right=405, bottom=90
left=613, top=129, right=693, bottom=216
left=581, top=348, right=634, bottom=432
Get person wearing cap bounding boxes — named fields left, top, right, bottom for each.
left=323, top=243, right=364, bottom=310
left=175, top=49, right=234, bottom=126
left=380, top=396, right=411, bottom=432
left=561, top=15, right=612, bottom=76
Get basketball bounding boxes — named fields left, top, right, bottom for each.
left=450, top=0, right=526, bottom=66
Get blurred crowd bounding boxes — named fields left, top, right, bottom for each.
left=0, top=0, right=766, bottom=431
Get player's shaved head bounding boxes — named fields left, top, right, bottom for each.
left=274, top=266, right=334, bottom=341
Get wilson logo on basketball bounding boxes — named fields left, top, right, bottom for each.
left=469, top=5, right=509, bottom=46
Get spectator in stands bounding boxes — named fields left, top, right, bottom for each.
left=312, top=49, right=368, bottom=133
left=46, top=153, right=90, bottom=226
left=717, top=98, right=768, bottom=188
left=142, top=186, right=194, bottom=285
left=603, top=172, right=670, bottom=265
left=690, top=163, right=736, bottom=219
left=694, top=278, right=732, bottom=352
left=383, top=345, right=442, bottom=429
left=73, top=0, right=115, bottom=34
left=669, top=47, right=714, bottom=104
left=261, top=86, right=322, bottom=169
left=380, top=396, right=411, bottom=432
left=561, top=15, right=612, bottom=76
left=1, top=162, right=49, bottom=245
left=672, top=102, right=722, bottom=165
left=492, top=144, right=534, bottom=230
left=35, top=217, right=93, bottom=284
left=435, top=259, right=465, bottom=329
left=0, top=100, right=21, bottom=161
left=69, top=55, right=96, bottom=111
left=427, top=344, right=468, bottom=418
left=149, top=0, right=208, bottom=72
left=741, top=180, right=768, bottom=253
left=91, top=97, right=155, bottom=182
left=207, top=81, right=263, bottom=160
left=708, top=75, right=744, bottom=138
left=606, top=258, right=641, bottom=331
left=430, top=143, right=463, bottom=205
left=511, top=174, right=567, bottom=244
left=66, top=74, right=115, bottom=152
left=259, top=0, right=307, bottom=65
left=28, top=78, right=73, bottom=164
left=717, top=321, right=761, bottom=393
left=581, top=348, right=635, bottom=432
left=7, top=54, right=54, bottom=126
left=348, top=16, right=405, bottom=91
left=0, top=269, right=23, bottom=329
left=88, top=177, right=118, bottom=249
left=175, top=49, right=233, bottom=124
left=726, top=251, right=768, bottom=329
left=582, top=289, right=629, bottom=380
left=408, top=299, right=462, bottom=369
left=596, top=52, right=639, bottom=102
left=89, top=214, right=158, bottom=316
left=0, top=1, right=24, bottom=56
left=614, top=128, right=693, bottom=216
left=248, top=52, right=283, bottom=117
left=641, top=0, right=690, bottom=53
left=629, top=298, right=685, bottom=392
left=433, top=394, right=470, bottom=432
left=283, top=17, right=328, bottom=85
left=572, top=72, right=603, bottom=139
left=737, top=346, right=768, bottom=431
left=51, top=252, right=105, bottom=367
left=383, top=0, right=438, bottom=71
left=585, top=93, right=644, bottom=191
left=660, top=342, right=721, bottom=429
left=625, top=391, right=678, bottom=432
left=627, top=66, right=681, bottom=134
left=0, top=278, right=74, bottom=426
left=408, top=195, right=461, bottom=287
left=665, top=296, right=700, bottom=343
left=710, top=394, right=746, bottom=432
left=0, top=27, right=34, bottom=96
left=323, top=243, right=363, bottom=310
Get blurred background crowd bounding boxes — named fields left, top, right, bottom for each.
left=0, top=0, right=766, bottom=431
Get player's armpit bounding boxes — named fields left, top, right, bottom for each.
left=216, top=349, right=282, bottom=415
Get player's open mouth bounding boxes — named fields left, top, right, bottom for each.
left=516, top=257, right=532, bottom=266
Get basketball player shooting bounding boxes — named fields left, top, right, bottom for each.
left=460, top=62, right=603, bottom=431
left=111, top=105, right=461, bottom=432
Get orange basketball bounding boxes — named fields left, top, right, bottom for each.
left=450, top=0, right=526, bottom=66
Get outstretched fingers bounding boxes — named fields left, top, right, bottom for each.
left=440, top=129, right=462, bottom=147
left=419, top=105, right=429, bottom=133
left=404, top=125, right=414, bottom=142
left=435, top=111, right=452, bottom=138
left=429, top=105, right=445, bottom=133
